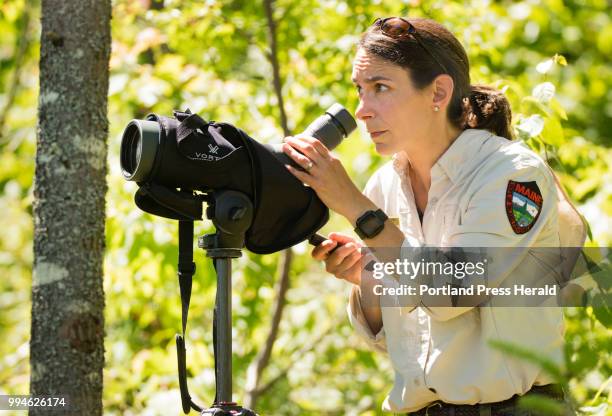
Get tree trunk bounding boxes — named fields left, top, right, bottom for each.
left=31, top=1, right=111, bottom=414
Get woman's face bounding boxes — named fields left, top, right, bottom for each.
left=351, top=48, right=434, bottom=156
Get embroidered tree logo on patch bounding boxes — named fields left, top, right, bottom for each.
left=505, top=180, right=543, bottom=234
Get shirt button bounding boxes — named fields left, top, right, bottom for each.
left=413, top=377, right=421, bottom=386
left=430, top=197, right=438, bottom=205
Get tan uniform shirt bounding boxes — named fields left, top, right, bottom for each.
left=348, top=129, right=575, bottom=413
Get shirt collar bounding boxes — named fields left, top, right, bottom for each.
left=392, top=129, right=494, bottom=184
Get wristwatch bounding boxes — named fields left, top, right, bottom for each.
left=354, top=209, right=388, bottom=239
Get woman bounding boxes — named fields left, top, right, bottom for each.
left=282, top=17, right=576, bottom=415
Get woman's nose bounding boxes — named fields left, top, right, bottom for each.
left=355, top=98, right=374, bottom=120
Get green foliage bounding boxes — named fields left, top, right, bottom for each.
left=517, top=394, right=568, bottom=416
left=0, top=0, right=610, bottom=415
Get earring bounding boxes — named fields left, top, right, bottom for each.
left=433, top=105, right=440, bottom=112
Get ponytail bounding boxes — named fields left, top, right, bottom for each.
left=462, top=84, right=514, bottom=140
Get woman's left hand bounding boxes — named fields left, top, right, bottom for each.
left=282, top=134, right=372, bottom=222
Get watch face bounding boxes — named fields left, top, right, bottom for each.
left=361, top=212, right=384, bottom=236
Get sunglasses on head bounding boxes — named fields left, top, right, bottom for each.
left=373, top=17, right=450, bottom=75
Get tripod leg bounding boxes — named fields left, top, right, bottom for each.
left=215, top=258, right=233, bottom=403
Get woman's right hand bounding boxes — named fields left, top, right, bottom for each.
left=311, top=232, right=363, bottom=286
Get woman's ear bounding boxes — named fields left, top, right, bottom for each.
left=431, top=74, right=454, bottom=110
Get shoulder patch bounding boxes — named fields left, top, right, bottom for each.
left=505, top=180, right=543, bottom=234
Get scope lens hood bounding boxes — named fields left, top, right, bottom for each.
left=120, top=119, right=160, bottom=182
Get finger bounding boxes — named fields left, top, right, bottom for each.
left=312, top=239, right=338, bottom=260
left=327, top=242, right=359, bottom=268
left=337, top=248, right=362, bottom=272
left=282, top=143, right=314, bottom=172
left=292, top=134, right=330, bottom=157
left=330, top=249, right=362, bottom=278
left=328, top=232, right=358, bottom=245
left=284, top=164, right=312, bottom=186
left=285, top=136, right=322, bottom=162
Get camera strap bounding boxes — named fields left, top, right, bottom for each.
left=176, top=220, right=205, bottom=413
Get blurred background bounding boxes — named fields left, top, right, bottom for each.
left=0, top=0, right=610, bottom=414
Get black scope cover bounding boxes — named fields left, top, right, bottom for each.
left=133, top=111, right=329, bottom=254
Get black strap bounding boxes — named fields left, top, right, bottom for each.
left=176, top=220, right=204, bottom=413
left=176, top=112, right=207, bottom=145
left=176, top=112, right=235, bottom=152
left=178, top=220, right=196, bottom=337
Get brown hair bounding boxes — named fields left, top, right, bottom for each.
left=358, top=18, right=514, bottom=140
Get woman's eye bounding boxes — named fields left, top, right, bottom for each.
left=355, top=84, right=387, bottom=94
left=375, top=83, right=389, bottom=93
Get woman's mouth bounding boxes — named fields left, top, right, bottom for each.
left=369, top=130, right=387, bottom=138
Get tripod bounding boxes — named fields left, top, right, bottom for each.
left=175, top=189, right=258, bottom=415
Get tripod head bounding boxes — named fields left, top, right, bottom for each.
left=199, top=191, right=254, bottom=252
